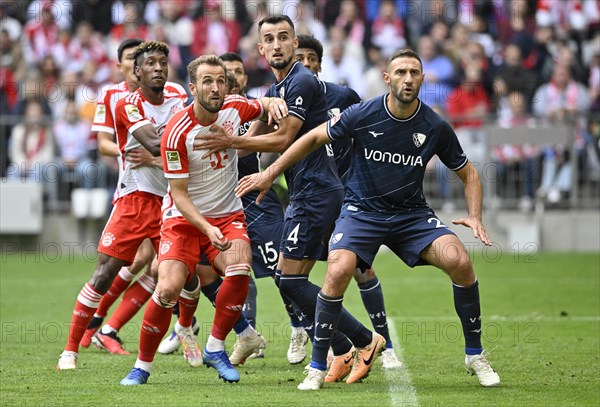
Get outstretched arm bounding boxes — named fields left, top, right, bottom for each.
left=452, top=162, right=491, bottom=245
left=235, top=121, right=330, bottom=204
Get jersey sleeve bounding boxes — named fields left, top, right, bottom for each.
left=161, top=111, right=189, bottom=179
left=436, top=121, right=468, bottom=171
left=285, top=73, right=319, bottom=121
left=91, top=87, right=114, bottom=134
left=115, top=98, right=151, bottom=134
left=225, top=95, right=264, bottom=124
left=327, top=103, right=360, bottom=141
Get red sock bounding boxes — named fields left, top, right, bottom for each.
left=105, top=273, right=155, bottom=331
left=95, top=268, right=134, bottom=318
left=65, top=283, right=103, bottom=352
left=138, top=292, right=175, bottom=363
left=211, top=273, right=250, bottom=340
left=179, top=277, right=200, bottom=328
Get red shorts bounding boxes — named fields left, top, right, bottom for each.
left=98, top=191, right=162, bottom=263
left=158, top=211, right=250, bottom=276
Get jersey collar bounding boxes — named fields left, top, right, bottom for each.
left=383, top=96, right=422, bottom=122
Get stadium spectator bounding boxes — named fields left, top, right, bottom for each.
left=320, top=40, right=365, bottom=97
left=367, top=0, right=406, bottom=58
left=533, top=62, right=590, bottom=204
left=7, top=99, right=57, bottom=203
left=191, top=0, right=240, bottom=57
left=22, top=1, right=59, bottom=66
left=417, top=34, right=455, bottom=111
left=295, top=0, right=328, bottom=43
left=334, top=0, right=366, bottom=48
left=494, top=43, right=539, bottom=114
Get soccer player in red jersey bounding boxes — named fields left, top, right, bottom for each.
left=57, top=41, right=186, bottom=370
left=120, top=54, right=287, bottom=385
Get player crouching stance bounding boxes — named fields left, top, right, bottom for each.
left=120, top=55, right=288, bottom=385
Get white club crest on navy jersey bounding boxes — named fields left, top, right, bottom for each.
left=279, top=86, right=285, bottom=99
left=327, top=108, right=340, bottom=118
left=413, top=132, right=427, bottom=147
left=330, top=233, right=344, bottom=244
left=295, top=96, right=303, bottom=106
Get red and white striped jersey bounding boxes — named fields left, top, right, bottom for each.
left=91, top=81, right=186, bottom=201
left=161, top=95, right=264, bottom=220
left=115, top=85, right=187, bottom=198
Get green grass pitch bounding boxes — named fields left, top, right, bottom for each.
left=1, top=250, right=598, bottom=406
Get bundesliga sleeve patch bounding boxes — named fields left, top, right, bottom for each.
left=125, top=104, right=143, bottom=122
left=166, top=151, right=182, bottom=171
left=94, top=104, right=106, bottom=123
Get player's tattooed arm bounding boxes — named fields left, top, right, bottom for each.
left=452, top=162, right=491, bottom=246
left=168, top=177, right=232, bottom=251
left=131, top=124, right=161, bottom=156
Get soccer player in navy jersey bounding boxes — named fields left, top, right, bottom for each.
left=237, top=48, right=501, bottom=390
left=196, top=15, right=382, bottom=381
left=295, top=34, right=403, bottom=371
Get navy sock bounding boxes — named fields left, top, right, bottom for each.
left=453, top=279, right=483, bottom=354
left=242, top=277, right=257, bottom=329
left=201, top=277, right=249, bottom=334
left=358, top=277, right=392, bottom=349
left=275, top=271, right=303, bottom=328
left=312, top=292, right=343, bottom=366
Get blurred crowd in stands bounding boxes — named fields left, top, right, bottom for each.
left=1, top=0, right=599, bottom=217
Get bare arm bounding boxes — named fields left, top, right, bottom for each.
left=169, top=177, right=232, bottom=251
left=235, top=121, right=330, bottom=203
left=125, top=148, right=163, bottom=169
left=97, top=132, right=120, bottom=157
left=452, top=162, right=491, bottom=245
left=131, top=124, right=161, bottom=156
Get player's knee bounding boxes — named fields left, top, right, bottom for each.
left=154, top=283, right=181, bottom=304
left=449, top=257, right=475, bottom=286
left=224, top=263, right=252, bottom=277
left=91, top=255, right=123, bottom=292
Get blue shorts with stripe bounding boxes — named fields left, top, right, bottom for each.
left=280, top=189, right=344, bottom=261
left=329, top=204, right=456, bottom=268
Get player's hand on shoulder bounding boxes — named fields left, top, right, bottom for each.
left=452, top=216, right=491, bottom=246
left=206, top=225, right=232, bottom=252
left=193, top=124, right=233, bottom=158
left=266, top=97, right=288, bottom=126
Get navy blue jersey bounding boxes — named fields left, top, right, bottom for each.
left=327, top=96, right=467, bottom=213
left=237, top=118, right=283, bottom=225
left=322, top=81, right=361, bottom=186
left=266, top=62, right=342, bottom=200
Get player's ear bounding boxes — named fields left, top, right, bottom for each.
left=383, top=71, right=390, bottom=85
left=257, top=42, right=265, bottom=56
left=134, top=65, right=141, bottom=77
left=189, top=82, right=196, bottom=95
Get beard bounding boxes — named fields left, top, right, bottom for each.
left=269, top=54, right=292, bottom=70
left=391, top=85, right=419, bottom=105
left=199, top=97, right=223, bottom=113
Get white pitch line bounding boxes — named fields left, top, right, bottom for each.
left=385, top=318, right=419, bottom=407
left=389, top=315, right=600, bottom=322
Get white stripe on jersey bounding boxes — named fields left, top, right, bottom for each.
left=167, top=114, right=192, bottom=150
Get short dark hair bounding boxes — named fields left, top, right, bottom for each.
left=258, top=15, right=295, bottom=35
left=133, top=41, right=169, bottom=68
left=117, top=38, right=143, bottom=62
left=296, top=35, right=323, bottom=63
left=187, top=55, right=227, bottom=85
left=219, top=52, right=244, bottom=64
left=387, top=49, right=422, bottom=70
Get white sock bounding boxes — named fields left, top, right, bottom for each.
left=291, top=326, right=304, bottom=336
left=238, top=325, right=258, bottom=340
left=133, top=359, right=153, bottom=373
left=100, top=324, right=116, bottom=335
left=205, top=335, right=225, bottom=352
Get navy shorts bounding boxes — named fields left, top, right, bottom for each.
left=280, top=189, right=344, bottom=261
left=329, top=204, right=456, bottom=268
left=248, top=220, right=283, bottom=278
